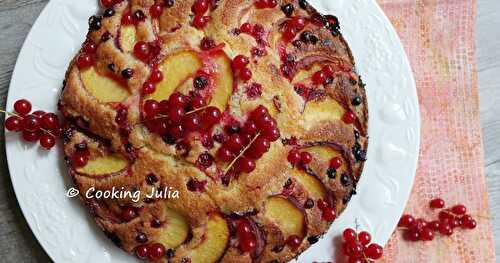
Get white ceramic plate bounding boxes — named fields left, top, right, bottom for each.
left=6, top=0, right=420, bottom=262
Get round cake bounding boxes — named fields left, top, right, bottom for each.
left=58, top=0, right=368, bottom=262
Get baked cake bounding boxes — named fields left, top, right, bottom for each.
left=58, top=0, right=368, bottom=262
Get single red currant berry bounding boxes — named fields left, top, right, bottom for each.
left=439, top=222, right=453, bottom=235
left=329, top=156, right=342, bottom=169
left=147, top=243, right=166, bottom=260
left=122, top=12, right=134, bottom=25
left=193, top=15, right=210, bottom=29
left=168, top=106, right=185, bottom=124
left=169, top=92, right=188, bottom=108
left=282, top=26, right=297, bottom=41
left=240, top=236, right=256, bottom=252
left=133, top=41, right=151, bottom=61
left=5, top=116, right=22, bottom=131
left=142, top=81, right=156, bottom=94
left=76, top=53, right=95, bottom=69
left=428, top=220, right=441, bottom=231
left=300, top=151, right=312, bottom=165
left=438, top=210, right=453, bottom=222
left=240, top=23, right=253, bottom=34
left=246, top=137, right=270, bottom=159
left=262, top=126, right=280, bottom=141
left=39, top=134, right=56, bottom=150
left=365, top=243, right=383, bottom=260
left=342, top=228, right=357, bottom=243
left=236, top=157, right=256, bottom=173
left=22, top=115, right=41, bottom=132
left=83, top=41, right=98, bottom=54
left=345, top=241, right=363, bottom=257
left=429, top=198, right=445, bottom=209
left=342, top=111, right=356, bottom=124
left=254, top=0, right=267, bottom=8
left=217, top=146, right=234, bottom=162
left=321, top=207, right=336, bottom=221
left=202, top=106, right=222, bottom=126
left=451, top=204, right=467, bottom=215
left=236, top=219, right=253, bottom=236
left=14, top=99, right=32, bottom=116
left=22, top=130, right=41, bottom=142
left=242, top=121, right=258, bottom=136
left=285, top=235, right=302, bottom=250
left=450, top=218, right=461, bottom=228
left=266, top=0, right=277, bottom=8
left=398, top=214, right=415, bottom=227
left=100, top=0, right=115, bottom=8
left=465, top=218, right=477, bottom=229
left=287, top=149, right=301, bottom=166
left=226, top=134, right=245, bottom=153
left=420, top=227, right=434, bottom=241
left=358, top=231, right=371, bottom=245
left=182, top=113, right=201, bottom=132
left=192, top=0, right=209, bottom=15
left=121, top=207, right=138, bottom=221
left=135, top=245, right=148, bottom=259
left=150, top=4, right=164, bottom=18
left=404, top=229, right=420, bottom=241
left=232, top=55, right=249, bottom=70
left=414, top=218, right=428, bottom=231
left=317, top=199, right=328, bottom=210
left=41, top=113, right=59, bottom=130
left=312, top=71, right=326, bottom=85
left=150, top=68, right=163, bottom=83
left=169, top=125, right=184, bottom=139
left=290, top=16, right=306, bottom=30
left=239, top=68, right=253, bottom=81
left=71, top=152, right=88, bottom=167
left=322, top=65, right=335, bottom=76
left=143, top=100, right=160, bottom=117
left=32, top=110, right=45, bottom=119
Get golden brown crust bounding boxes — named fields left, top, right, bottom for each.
left=59, top=0, right=368, bottom=262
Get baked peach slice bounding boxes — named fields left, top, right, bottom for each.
left=157, top=207, right=190, bottom=248
left=147, top=51, right=202, bottom=102
left=290, top=169, right=327, bottom=200
left=119, top=25, right=137, bottom=53
left=307, top=145, right=347, bottom=170
left=264, top=196, right=305, bottom=237
left=208, top=54, right=233, bottom=111
left=76, top=153, right=128, bottom=176
left=178, top=213, right=230, bottom=263
left=80, top=67, right=130, bottom=103
left=303, top=98, right=345, bottom=128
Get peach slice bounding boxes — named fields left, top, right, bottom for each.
left=76, top=153, right=128, bottom=175
left=208, top=55, right=233, bottom=111
left=303, top=98, right=345, bottom=127
left=147, top=51, right=202, bottom=101
left=80, top=67, right=130, bottom=103
left=183, top=213, right=229, bottom=263
left=157, top=208, right=190, bottom=248
left=264, top=196, right=305, bottom=237
left=307, top=146, right=346, bottom=170
left=290, top=169, right=327, bottom=200
left=119, top=25, right=137, bottom=53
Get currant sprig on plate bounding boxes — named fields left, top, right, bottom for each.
left=3, top=99, right=62, bottom=150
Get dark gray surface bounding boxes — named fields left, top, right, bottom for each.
left=0, top=0, right=498, bottom=262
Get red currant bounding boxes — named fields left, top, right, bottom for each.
left=71, top=152, right=88, bottom=167
left=202, top=106, right=221, bottom=126
left=5, top=116, right=22, bottom=131
left=321, top=207, right=336, bottom=221
left=239, top=68, right=253, bottom=81
left=142, top=81, right=156, bottom=94
left=169, top=125, right=184, bottom=139
left=254, top=0, right=267, bottom=8
left=143, top=100, right=160, bottom=117
left=121, top=207, right=138, bottom=222
left=236, top=157, right=256, bottom=173
left=182, top=113, right=201, bottom=132
left=100, top=0, right=115, bottom=8
left=147, top=243, right=166, bottom=260
left=428, top=220, right=441, bottom=231
left=240, top=23, right=253, bottom=34
left=404, top=229, right=420, bottom=241
left=282, top=26, right=297, bottom=41
left=236, top=219, right=253, bottom=237
left=451, top=204, right=467, bottom=215
left=121, top=12, right=134, bottom=25
left=342, top=111, right=356, bottom=124
left=287, top=149, right=301, bottom=166
left=242, top=121, right=258, bottom=136
left=262, top=126, right=280, bottom=141
left=232, top=55, right=249, bottom=70
left=342, top=228, right=357, bottom=243
left=226, top=134, right=245, bottom=153
left=76, top=53, right=95, bottom=69
left=420, top=227, right=434, bottom=241
left=438, top=210, right=453, bottom=222
left=22, top=130, right=41, bottom=142
left=168, top=106, right=185, bottom=124
left=135, top=245, right=148, bottom=259
left=398, top=214, right=415, bottom=227
left=285, top=235, right=302, bottom=250
left=357, top=231, right=371, bottom=245
left=317, top=199, right=328, bottom=210
left=192, top=0, right=209, bottom=15
left=133, top=41, right=151, bottom=61
left=150, top=4, right=164, bottom=18
left=190, top=96, right=206, bottom=110
left=149, top=68, right=164, bottom=83
left=217, top=147, right=233, bottom=163
left=193, top=15, right=210, bottom=29
left=300, top=151, right=312, bottom=165
left=464, top=218, right=477, bottom=229
left=365, top=243, right=383, bottom=260
left=240, top=236, right=256, bottom=253
left=312, top=71, right=326, bottom=85
left=83, top=41, right=98, bottom=54
left=429, top=198, right=445, bottom=209
left=22, top=115, right=40, bottom=132
left=322, top=65, right=334, bottom=76
left=290, top=16, right=306, bottom=30
left=14, top=99, right=32, bottom=116
left=439, top=222, right=453, bottom=235
left=40, top=134, right=56, bottom=150
left=344, top=241, right=363, bottom=257
left=329, top=156, right=342, bottom=169
left=41, top=113, right=59, bottom=130
left=169, top=92, right=188, bottom=108
left=246, top=137, right=270, bottom=159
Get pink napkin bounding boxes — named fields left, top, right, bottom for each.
left=376, top=0, right=496, bottom=261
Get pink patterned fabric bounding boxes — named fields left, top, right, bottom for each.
left=376, top=0, right=496, bottom=262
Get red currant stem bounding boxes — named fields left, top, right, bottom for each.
left=0, top=109, right=21, bottom=118
left=185, top=105, right=210, bottom=115
left=40, top=127, right=56, bottom=138
left=223, top=132, right=261, bottom=175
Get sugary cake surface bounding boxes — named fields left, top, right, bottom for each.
left=59, top=0, right=368, bottom=262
